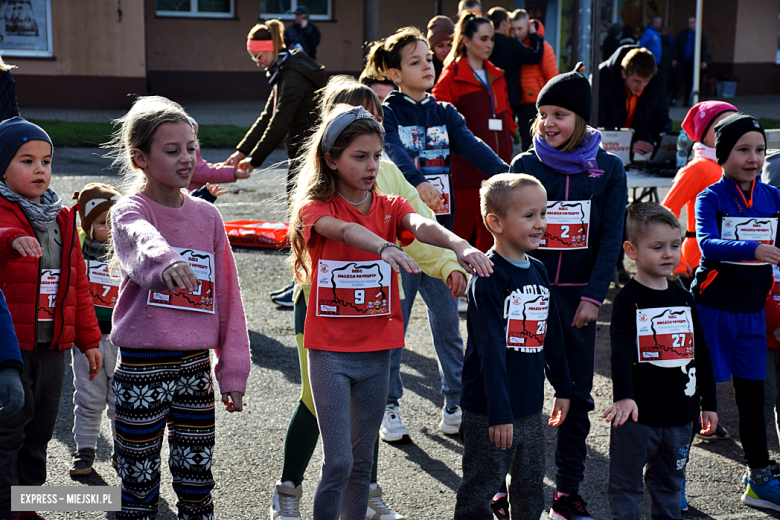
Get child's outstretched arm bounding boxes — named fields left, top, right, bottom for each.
left=312, top=215, right=421, bottom=274
left=401, top=212, right=493, bottom=277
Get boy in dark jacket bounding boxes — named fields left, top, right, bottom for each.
left=0, top=288, right=23, bottom=419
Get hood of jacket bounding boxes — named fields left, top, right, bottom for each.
left=384, top=90, right=439, bottom=112
left=267, top=48, right=326, bottom=85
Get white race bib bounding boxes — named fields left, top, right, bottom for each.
left=37, top=269, right=60, bottom=322
left=424, top=173, right=451, bottom=216
left=541, top=200, right=591, bottom=250
left=721, top=216, right=777, bottom=265
left=636, top=306, right=694, bottom=367
left=503, top=289, right=549, bottom=352
left=316, top=259, right=392, bottom=317
left=85, top=260, right=120, bottom=309
left=147, top=248, right=216, bottom=314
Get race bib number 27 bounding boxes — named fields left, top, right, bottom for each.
left=316, top=260, right=392, bottom=317
left=504, top=289, right=549, bottom=352
left=636, top=306, right=694, bottom=365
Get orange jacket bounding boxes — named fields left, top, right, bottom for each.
left=661, top=156, right=722, bottom=276
left=520, top=21, right=559, bottom=105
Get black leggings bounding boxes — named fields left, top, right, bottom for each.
left=733, top=375, right=770, bottom=469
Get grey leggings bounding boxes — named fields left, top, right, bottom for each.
left=308, top=348, right=391, bottom=520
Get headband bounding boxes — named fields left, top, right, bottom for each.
left=321, top=106, right=378, bottom=155
left=247, top=39, right=275, bottom=53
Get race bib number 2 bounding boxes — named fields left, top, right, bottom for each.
left=541, top=200, right=591, bottom=250
left=636, top=306, right=694, bottom=366
left=316, top=260, right=392, bottom=317
left=504, top=289, right=549, bottom=352
left=721, top=216, right=777, bottom=265
left=147, top=248, right=215, bottom=314
left=37, top=269, right=60, bottom=322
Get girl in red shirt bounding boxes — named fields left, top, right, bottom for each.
left=288, top=105, right=492, bottom=519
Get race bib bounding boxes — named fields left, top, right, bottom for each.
left=503, top=289, right=549, bottom=352
left=541, top=200, right=591, bottom=250
left=316, top=259, right=392, bottom=317
left=38, top=269, right=60, bottom=322
left=721, top=216, right=777, bottom=265
left=424, top=173, right=451, bottom=215
left=636, top=306, right=694, bottom=367
left=147, top=248, right=215, bottom=314
left=85, top=260, right=120, bottom=309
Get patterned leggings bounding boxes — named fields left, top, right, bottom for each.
left=113, top=348, right=216, bottom=520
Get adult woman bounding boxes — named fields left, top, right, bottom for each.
left=427, top=15, right=454, bottom=83
left=431, top=14, right=514, bottom=252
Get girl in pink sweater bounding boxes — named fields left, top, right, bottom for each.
left=107, top=96, right=251, bottom=520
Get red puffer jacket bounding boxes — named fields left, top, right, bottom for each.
left=432, top=57, right=515, bottom=189
left=0, top=194, right=101, bottom=352
left=520, top=21, right=559, bottom=104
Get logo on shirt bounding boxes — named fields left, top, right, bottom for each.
left=320, top=264, right=329, bottom=273
left=385, top=214, right=392, bottom=222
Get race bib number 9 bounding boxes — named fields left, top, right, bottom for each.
left=504, top=289, right=549, bottom=352
left=37, top=269, right=60, bottom=322
left=541, top=200, right=591, bottom=250
left=636, top=306, right=694, bottom=366
left=424, top=173, right=451, bottom=215
left=316, top=260, right=392, bottom=317
left=86, top=260, right=120, bottom=309
left=147, top=248, right=215, bottom=314
left=721, top=216, right=777, bottom=265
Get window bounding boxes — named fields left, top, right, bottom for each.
left=260, top=0, right=332, bottom=21
left=157, top=0, right=234, bottom=18
left=0, top=0, right=54, bottom=57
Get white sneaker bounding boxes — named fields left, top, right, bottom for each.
left=439, top=406, right=462, bottom=435
left=366, top=485, right=405, bottom=520
left=457, top=295, right=468, bottom=313
left=270, top=481, right=302, bottom=520
left=379, top=405, right=411, bottom=443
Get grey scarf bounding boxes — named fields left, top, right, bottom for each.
left=0, top=181, right=62, bottom=231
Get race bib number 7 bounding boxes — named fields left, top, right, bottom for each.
left=541, top=200, right=591, bottom=250
left=636, top=306, right=694, bottom=366
left=86, top=260, right=120, bottom=309
left=721, top=217, right=777, bottom=265
left=37, top=269, right=60, bottom=322
left=147, top=248, right=215, bottom=314
left=316, top=260, right=392, bottom=317
left=503, top=289, right=549, bottom=352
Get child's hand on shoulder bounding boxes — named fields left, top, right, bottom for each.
left=699, top=411, right=718, bottom=436
left=222, top=391, right=244, bottom=413
left=454, top=243, right=493, bottom=278
left=84, top=348, right=103, bottom=381
left=755, top=244, right=780, bottom=264
left=548, top=397, right=569, bottom=427
left=489, top=423, right=513, bottom=450
left=381, top=246, right=421, bottom=274
left=603, top=398, right=638, bottom=427
left=11, top=236, right=42, bottom=258
left=446, top=271, right=467, bottom=299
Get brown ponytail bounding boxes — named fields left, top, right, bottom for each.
left=248, top=19, right=286, bottom=60
left=364, top=27, right=427, bottom=82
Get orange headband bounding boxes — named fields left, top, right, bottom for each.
left=247, top=39, right=275, bottom=53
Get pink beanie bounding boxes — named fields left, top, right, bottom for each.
left=682, top=100, right=737, bottom=143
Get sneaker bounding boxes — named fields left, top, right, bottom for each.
left=695, top=423, right=730, bottom=440
left=490, top=494, right=509, bottom=520
left=366, top=485, right=405, bottom=520
left=379, top=405, right=411, bottom=443
left=457, top=296, right=468, bottom=313
left=742, top=468, right=780, bottom=512
left=270, top=481, right=302, bottom=520
left=271, top=282, right=294, bottom=297
left=681, top=479, right=688, bottom=512
left=439, top=406, right=462, bottom=435
left=271, top=285, right=295, bottom=308
left=69, top=448, right=95, bottom=476
left=549, top=493, right=595, bottom=520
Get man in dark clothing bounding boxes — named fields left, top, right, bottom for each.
left=670, top=16, right=711, bottom=107
left=486, top=7, right=544, bottom=136
left=283, top=5, right=321, bottom=61
left=599, top=45, right=672, bottom=156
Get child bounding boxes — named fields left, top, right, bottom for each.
left=454, top=173, right=573, bottom=520
left=0, top=116, right=102, bottom=520
left=364, top=27, right=507, bottom=437
left=0, top=288, right=23, bottom=420
left=764, top=264, right=780, bottom=445
left=287, top=104, right=491, bottom=520
left=187, top=116, right=249, bottom=191
left=604, top=202, right=718, bottom=519
left=509, top=65, right=627, bottom=520
left=69, top=182, right=122, bottom=476
left=108, top=96, right=251, bottom=520
left=691, top=112, right=780, bottom=511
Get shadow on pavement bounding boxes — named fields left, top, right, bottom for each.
left=388, top=441, right=462, bottom=492
left=248, top=330, right=300, bottom=384
left=396, top=347, right=447, bottom=409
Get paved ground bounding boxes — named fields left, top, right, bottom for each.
left=23, top=146, right=780, bottom=519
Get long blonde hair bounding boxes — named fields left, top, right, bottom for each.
left=248, top=20, right=285, bottom=61
left=288, top=105, right=385, bottom=283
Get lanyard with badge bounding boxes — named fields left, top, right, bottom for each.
left=469, top=64, right=503, bottom=132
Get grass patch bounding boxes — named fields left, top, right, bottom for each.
left=28, top=119, right=252, bottom=149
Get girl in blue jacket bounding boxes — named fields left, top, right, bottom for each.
left=509, top=65, right=627, bottom=520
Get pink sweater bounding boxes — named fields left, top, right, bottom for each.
left=110, top=191, right=250, bottom=394
left=187, top=150, right=237, bottom=191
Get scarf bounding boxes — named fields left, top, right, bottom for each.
left=693, top=142, right=718, bottom=162
left=0, top=181, right=62, bottom=231
left=533, top=127, right=603, bottom=175
left=266, top=50, right=290, bottom=86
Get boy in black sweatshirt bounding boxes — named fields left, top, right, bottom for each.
left=455, top=173, right=574, bottom=520
left=604, top=203, right=717, bottom=519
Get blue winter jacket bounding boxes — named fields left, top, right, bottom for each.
left=0, top=288, right=22, bottom=373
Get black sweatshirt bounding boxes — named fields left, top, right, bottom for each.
left=610, top=279, right=717, bottom=427
left=461, top=250, right=574, bottom=425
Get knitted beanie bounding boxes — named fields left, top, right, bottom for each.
left=681, top=101, right=737, bottom=144
left=0, top=116, right=52, bottom=180
left=714, top=112, right=766, bottom=165
left=72, top=182, right=121, bottom=237
left=427, top=16, right=455, bottom=49
left=536, top=62, right=592, bottom=122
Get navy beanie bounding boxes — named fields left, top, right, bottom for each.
left=714, top=112, right=766, bottom=165
left=536, top=62, right=593, bottom=122
left=0, top=116, right=52, bottom=178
